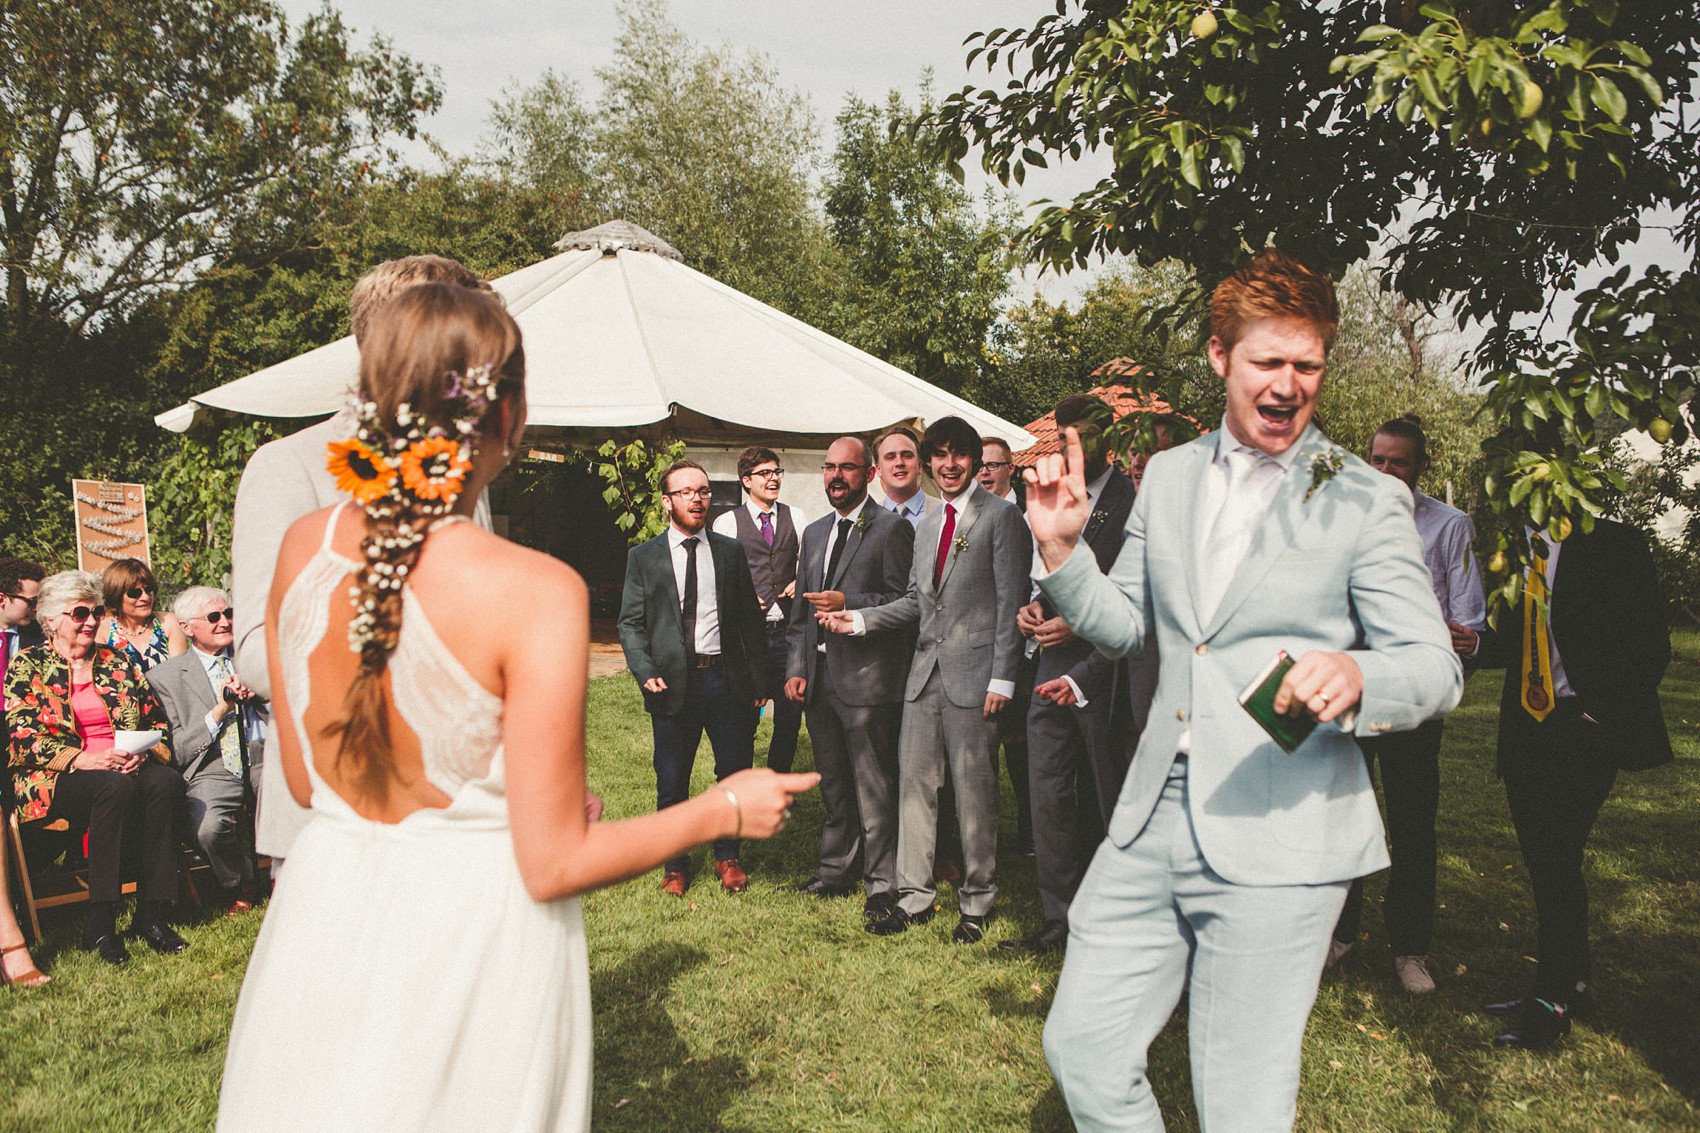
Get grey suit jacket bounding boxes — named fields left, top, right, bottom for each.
left=786, top=501, right=915, bottom=706
left=1038, top=427, right=1463, bottom=887
left=146, top=649, right=266, bottom=785
left=231, top=412, right=491, bottom=857
left=861, top=485, right=1032, bottom=709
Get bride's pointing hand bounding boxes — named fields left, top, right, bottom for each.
left=716, top=768, right=820, bottom=839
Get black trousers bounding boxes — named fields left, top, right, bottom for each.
left=1500, top=700, right=1618, bottom=999
left=651, top=664, right=755, bottom=875
left=760, top=621, right=804, bottom=773
left=1334, top=720, right=1443, bottom=955
left=46, top=761, right=185, bottom=904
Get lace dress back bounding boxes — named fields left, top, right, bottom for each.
left=275, top=503, right=507, bottom=826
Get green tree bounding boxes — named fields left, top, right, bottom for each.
left=925, top=1, right=1700, bottom=615
left=822, top=89, right=1016, bottom=395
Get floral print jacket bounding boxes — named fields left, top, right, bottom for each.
left=5, top=644, right=173, bottom=820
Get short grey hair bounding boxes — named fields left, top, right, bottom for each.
left=35, top=570, right=102, bottom=634
left=173, top=586, right=230, bottom=620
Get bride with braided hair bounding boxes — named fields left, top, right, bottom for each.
left=217, top=282, right=817, bottom=1132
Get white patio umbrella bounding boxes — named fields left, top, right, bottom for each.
left=155, top=220, right=1035, bottom=450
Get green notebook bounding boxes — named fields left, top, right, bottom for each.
left=1237, top=650, right=1316, bottom=754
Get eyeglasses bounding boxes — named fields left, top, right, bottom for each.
left=664, top=488, right=713, bottom=502
left=3, top=593, right=36, bottom=608
left=980, top=461, right=1013, bottom=471
left=820, top=462, right=868, bottom=474
left=192, top=608, right=234, bottom=625
left=745, top=467, right=784, bottom=481
left=61, top=605, right=107, bottom=623
left=125, top=585, right=158, bottom=600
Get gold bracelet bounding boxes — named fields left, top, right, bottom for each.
left=722, top=787, right=742, bottom=838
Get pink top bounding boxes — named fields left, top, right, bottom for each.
left=70, top=680, right=115, bottom=750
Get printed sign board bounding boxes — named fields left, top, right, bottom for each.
left=73, top=480, right=151, bottom=572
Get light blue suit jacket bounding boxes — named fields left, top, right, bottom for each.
left=1037, top=427, right=1463, bottom=887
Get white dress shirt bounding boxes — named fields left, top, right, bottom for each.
left=667, top=525, right=721, bottom=655
left=712, top=499, right=808, bottom=623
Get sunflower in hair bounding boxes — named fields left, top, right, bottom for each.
left=399, top=436, right=472, bottom=503
left=326, top=438, right=398, bottom=505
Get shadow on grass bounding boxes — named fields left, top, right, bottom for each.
left=590, top=942, right=751, bottom=1130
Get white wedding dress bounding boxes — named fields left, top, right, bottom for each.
left=219, top=507, right=592, bottom=1132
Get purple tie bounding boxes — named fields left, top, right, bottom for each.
left=759, top=511, right=774, bottom=548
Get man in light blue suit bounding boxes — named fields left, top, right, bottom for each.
left=1025, top=250, right=1463, bottom=1131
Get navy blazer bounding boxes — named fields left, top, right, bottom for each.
left=618, top=530, right=771, bottom=717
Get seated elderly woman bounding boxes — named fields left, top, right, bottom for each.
left=145, top=586, right=268, bottom=914
left=5, top=570, right=188, bottom=965
left=97, top=558, right=187, bottom=672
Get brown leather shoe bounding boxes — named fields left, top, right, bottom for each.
left=225, top=898, right=255, bottom=918
left=714, top=858, right=749, bottom=893
left=660, top=870, right=689, bottom=898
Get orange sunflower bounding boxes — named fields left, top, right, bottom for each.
left=326, top=438, right=398, bottom=505
left=399, top=436, right=472, bottom=503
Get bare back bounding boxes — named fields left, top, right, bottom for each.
left=265, top=502, right=528, bottom=824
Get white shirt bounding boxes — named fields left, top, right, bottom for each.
left=1414, top=491, right=1486, bottom=630
left=1529, top=529, right=1575, bottom=699
left=192, top=645, right=268, bottom=748
left=712, top=499, right=809, bottom=623
left=667, top=525, right=721, bottom=655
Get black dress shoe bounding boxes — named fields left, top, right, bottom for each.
left=84, top=933, right=129, bottom=967
left=863, top=892, right=897, bottom=922
left=1485, top=984, right=1594, bottom=1021
left=996, top=919, right=1068, bottom=954
left=1494, top=997, right=1571, bottom=1051
left=867, top=905, right=934, bottom=936
left=136, top=922, right=189, bottom=955
left=790, top=876, right=854, bottom=898
left=953, top=912, right=992, bottom=944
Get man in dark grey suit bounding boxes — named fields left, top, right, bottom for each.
left=619, top=459, right=772, bottom=897
left=1002, top=394, right=1146, bottom=954
left=825, top=416, right=1032, bottom=943
left=146, top=586, right=267, bottom=912
left=783, top=437, right=915, bottom=920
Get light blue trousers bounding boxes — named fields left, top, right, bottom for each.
left=1043, top=760, right=1349, bottom=1132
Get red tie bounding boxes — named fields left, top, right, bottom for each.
left=933, top=503, right=957, bottom=588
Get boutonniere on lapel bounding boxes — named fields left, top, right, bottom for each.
left=854, top=512, right=868, bottom=536
left=953, top=532, right=969, bottom=554
left=1305, top=449, right=1345, bottom=502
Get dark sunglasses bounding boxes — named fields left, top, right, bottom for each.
left=125, top=585, right=158, bottom=599
left=194, top=608, right=234, bottom=625
left=63, top=604, right=107, bottom=622
left=4, top=593, right=36, bottom=608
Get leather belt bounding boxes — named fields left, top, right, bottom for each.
left=693, top=654, right=722, bottom=669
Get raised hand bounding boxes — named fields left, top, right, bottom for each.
left=818, top=610, right=856, bottom=635
left=1024, top=425, right=1093, bottom=570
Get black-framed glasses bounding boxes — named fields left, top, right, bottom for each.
left=745, top=467, right=784, bottom=481
left=980, top=461, right=1013, bottom=471
left=3, top=592, right=36, bottom=608
left=125, top=585, right=157, bottom=599
left=820, top=462, right=868, bottom=474
left=192, top=608, right=234, bottom=625
left=664, top=487, right=713, bottom=502
left=63, top=604, right=107, bottom=622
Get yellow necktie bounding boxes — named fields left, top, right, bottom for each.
left=1520, top=537, right=1554, bottom=722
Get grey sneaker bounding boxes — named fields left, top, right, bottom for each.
left=1325, top=939, right=1354, bottom=969
left=1395, top=954, right=1437, bottom=994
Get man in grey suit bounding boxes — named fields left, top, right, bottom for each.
left=824, top=416, right=1032, bottom=944
left=231, top=255, right=492, bottom=866
left=783, top=437, right=915, bottom=921
left=147, top=587, right=268, bottom=912
left=1026, top=250, right=1463, bottom=1130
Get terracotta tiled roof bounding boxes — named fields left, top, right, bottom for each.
left=1012, top=367, right=1176, bottom=468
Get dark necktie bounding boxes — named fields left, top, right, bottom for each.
left=759, top=510, right=775, bottom=548
left=933, top=503, right=957, bottom=588
left=680, top=537, right=700, bottom=661
left=824, top=518, right=852, bottom=588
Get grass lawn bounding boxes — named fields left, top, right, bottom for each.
left=5, top=631, right=1698, bottom=1131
